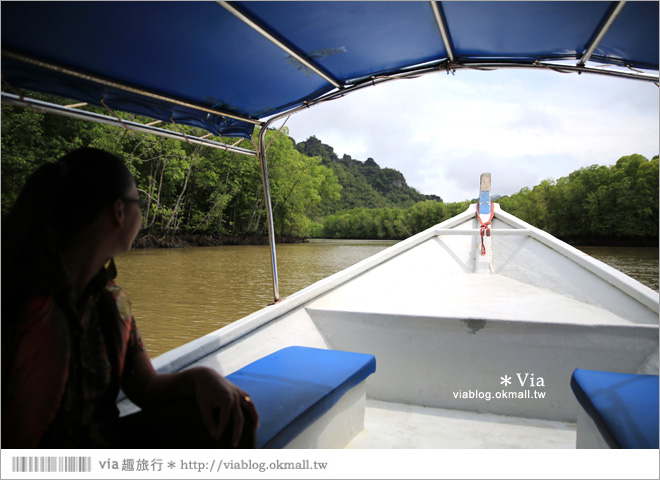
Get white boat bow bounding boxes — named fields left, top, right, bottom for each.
left=119, top=200, right=659, bottom=449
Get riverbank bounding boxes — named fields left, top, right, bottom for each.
left=560, top=236, right=659, bottom=248
left=133, top=231, right=306, bottom=249
left=133, top=230, right=658, bottom=249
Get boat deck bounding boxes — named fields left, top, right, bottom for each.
left=309, top=243, right=650, bottom=327
left=347, top=399, right=577, bottom=449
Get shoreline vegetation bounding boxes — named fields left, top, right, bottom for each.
left=132, top=231, right=307, bottom=249
left=132, top=231, right=657, bottom=250
left=2, top=94, right=658, bottom=249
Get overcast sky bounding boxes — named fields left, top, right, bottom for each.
left=281, top=68, right=659, bottom=203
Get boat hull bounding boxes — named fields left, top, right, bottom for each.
left=119, top=204, right=658, bottom=445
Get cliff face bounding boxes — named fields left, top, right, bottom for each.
left=295, top=136, right=439, bottom=216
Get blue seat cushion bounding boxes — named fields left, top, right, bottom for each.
left=570, top=369, right=659, bottom=449
left=227, top=346, right=376, bottom=448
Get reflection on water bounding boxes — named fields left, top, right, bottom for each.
left=577, top=246, right=658, bottom=292
left=116, top=241, right=658, bottom=358
left=115, top=240, right=397, bottom=357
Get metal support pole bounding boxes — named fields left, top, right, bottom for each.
left=2, top=49, right=260, bottom=126
left=258, top=125, right=280, bottom=302
left=578, top=1, right=627, bottom=67
left=431, top=1, right=454, bottom=63
left=1, top=92, right=258, bottom=156
left=217, top=1, right=341, bottom=89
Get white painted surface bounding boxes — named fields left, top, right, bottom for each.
left=347, top=399, right=576, bottom=449
left=118, top=204, right=658, bottom=448
left=575, top=405, right=612, bottom=449
left=284, top=383, right=367, bottom=449
left=307, top=309, right=657, bottom=422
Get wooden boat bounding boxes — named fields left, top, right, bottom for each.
left=2, top=0, right=658, bottom=462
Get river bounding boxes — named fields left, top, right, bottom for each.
left=115, top=240, right=398, bottom=357
left=114, top=241, right=658, bottom=358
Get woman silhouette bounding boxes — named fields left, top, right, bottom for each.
left=1, top=147, right=258, bottom=448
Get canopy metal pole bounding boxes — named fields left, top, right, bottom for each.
left=257, top=124, right=280, bottom=303
left=431, top=1, right=454, bottom=62
left=0, top=92, right=258, bottom=156
left=578, top=1, right=627, bottom=67
left=257, top=59, right=657, bottom=130
left=4, top=90, right=282, bottom=302
left=2, top=49, right=260, bottom=126
left=217, top=1, right=341, bottom=89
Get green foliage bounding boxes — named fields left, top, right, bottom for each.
left=295, top=136, right=428, bottom=216
left=406, top=200, right=447, bottom=235
left=265, top=129, right=340, bottom=237
left=1, top=100, right=341, bottom=239
left=322, top=201, right=459, bottom=240
left=498, top=155, right=659, bottom=242
left=2, top=96, right=656, bottom=244
left=1, top=94, right=96, bottom=215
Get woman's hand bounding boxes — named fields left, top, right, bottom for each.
left=122, top=352, right=259, bottom=447
left=192, top=367, right=259, bottom=446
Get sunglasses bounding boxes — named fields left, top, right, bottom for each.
left=122, top=197, right=149, bottom=212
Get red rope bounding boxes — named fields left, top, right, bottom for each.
left=476, top=202, right=495, bottom=255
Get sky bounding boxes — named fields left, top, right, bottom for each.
left=281, top=68, right=659, bottom=203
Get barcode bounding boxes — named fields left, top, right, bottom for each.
left=12, top=456, right=91, bottom=473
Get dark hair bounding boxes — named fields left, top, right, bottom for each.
left=8, top=148, right=134, bottom=250
left=1, top=147, right=135, bottom=330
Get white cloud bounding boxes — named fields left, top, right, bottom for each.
left=284, top=69, right=659, bottom=202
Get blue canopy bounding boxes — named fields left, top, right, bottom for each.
left=2, top=1, right=658, bottom=139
